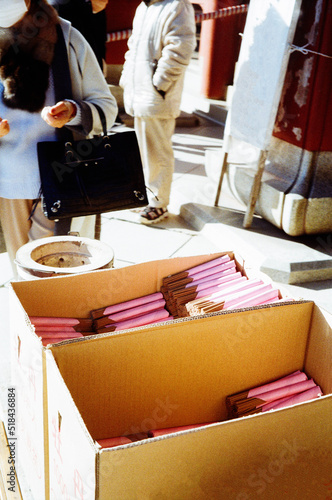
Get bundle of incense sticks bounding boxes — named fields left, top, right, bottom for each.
left=226, top=370, right=322, bottom=419
left=185, top=280, right=281, bottom=316
left=176, top=275, right=249, bottom=317
left=90, top=292, right=172, bottom=333
left=29, top=316, right=92, bottom=345
left=165, top=270, right=242, bottom=317
left=96, top=309, right=172, bottom=333
left=93, top=298, right=167, bottom=329
left=162, top=254, right=233, bottom=287
left=161, top=255, right=244, bottom=317
left=90, top=291, right=164, bottom=319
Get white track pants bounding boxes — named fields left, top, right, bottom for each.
left=135, top=116, right=175, bottom=208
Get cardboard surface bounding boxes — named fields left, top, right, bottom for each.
left=9, top=253, right=332, bottom=499
left=9, top=253, right=240, bottom=499
left=97, top=396, right=332, bottom=499
left=45, top=301, right=332, bottom=499
left=46, top=353, right=96, bottom=500
left=51, top=303, right=312, bottom=439
left=0, top=421, right=23, bottom=500
left=304, top=304, right=332, bottom=394
left=9, top=290, right=47, bottom=500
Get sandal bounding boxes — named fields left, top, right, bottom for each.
left=140, top=206, right=168, bottom=225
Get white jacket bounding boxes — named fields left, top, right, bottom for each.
left=120, top=0, right=196, bottom=118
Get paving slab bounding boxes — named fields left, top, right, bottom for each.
left=100, top=215, right=196, bottom=267
left=180, top=202, right=332, bottom=285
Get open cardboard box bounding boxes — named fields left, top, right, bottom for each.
left=45, top=301, right=332, bottom=499
left=9, top=252, right=247, bottom=499
left=9, top=252, right=295, bottom=499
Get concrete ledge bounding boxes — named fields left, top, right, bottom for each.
left=260, top=258, right=332, bottom=285
left=180, top=202, right=332, bottom=285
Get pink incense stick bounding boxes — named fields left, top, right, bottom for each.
left=194, top=276, right=248, bottom=300
left=261, top=297, right=294, bottom=304
left=253, top=378, right=317, bottom=403
left=100, top=299, right=166, bottom=324
left=30, top=317, right=93, bottom=332
left=101, top=292, right=164, bottom=317
left=283, top=370, right=302, bottom=378
left=222, top=283, right=272, bottom=308
left=41, top=335, right=83, bottom=346
left=184, top=267, right=238, bottom=288
left=187, top=260, right=236, bottom=283
left=223, top=286, right=279, bottom=309
left=42, top=338, right=60, bottom=346
left=30, top=317, right=85, bottom=327
left=261, top=395, right=297, bottom=412
left=169, top=271, right=240, bottom=305
left=186, top=272, right=242, bottom=294
left=262, top=385, right=322, bottom=411
left=149, top=316, right=173, bottom=324
left=197, top=278, right=264, bottom=303
left=34, top=326, right=80, bottom=333
left=247, top=371, right=307, bottom=398
left=99, top=308, right=170, bottom=332
left=181, top=255, right=231, bottom=277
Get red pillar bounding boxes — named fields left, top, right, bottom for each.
left=190, top=0, right=249, bottom=100
left=105, top=0, right=141, bottom=65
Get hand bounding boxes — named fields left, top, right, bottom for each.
left=41, top=101, right=77, bottom=128
left=91, top=0, right=108, bottom=13
left=0, top=118, right=10, bottom=137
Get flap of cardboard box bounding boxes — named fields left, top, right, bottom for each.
left=11, top=253, right=245, bottom=318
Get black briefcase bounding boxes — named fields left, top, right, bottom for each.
left=38, top=112, right=147, bottom=220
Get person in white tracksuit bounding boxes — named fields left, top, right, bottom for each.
left=120, top=0, right=196, bottom=224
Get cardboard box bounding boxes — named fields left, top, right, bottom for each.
left=10, top=287, right=48, bottom=500
left=9, top=252, right=294, bottom=499
left=10, top=252, right=248, bottom=499
left=44, top=301, right=332, bottom=499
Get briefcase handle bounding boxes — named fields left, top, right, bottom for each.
left=94, top=103, right=108, bottom=136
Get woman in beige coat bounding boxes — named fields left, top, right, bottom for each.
left=120, top=0, right=196, bottom=224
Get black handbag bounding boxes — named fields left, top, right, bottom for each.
left=37, top=25, right=147, bottom=221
